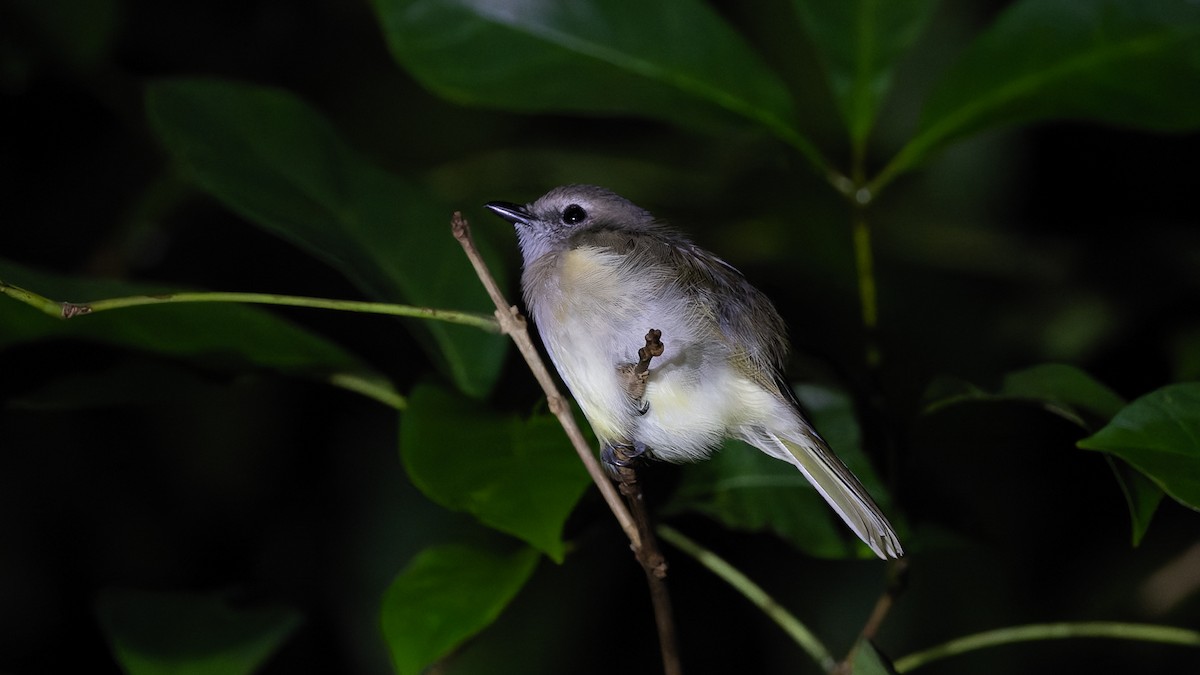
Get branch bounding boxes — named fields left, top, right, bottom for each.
left=856, top=558, right=909, bottom=644
left=0, top=280, right=500, bottom=331
left=892, top=622, right=1200, bottom=673
left=610, top=432, right=679, bottom=674
left=449, top=212, right=640, bottom=550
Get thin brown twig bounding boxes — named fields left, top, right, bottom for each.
left=450, top=212, right=640, bottom=549
left=613, top=450, right=681, bottom=675
left=612, top=329, right=682, bottom=675
left=860, top=558, right=908, bottom=641
left=837, top=558, right=910, bottom=673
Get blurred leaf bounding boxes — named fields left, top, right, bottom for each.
left=145, top=78, right=507, bottom=398
left=399, top=384, right=591, bottom=561
left=791, top=0, right=938, bottom=147
left=9, top=0, right=121, bottom=70
left=882, top=0, right=1200, bottom=184
left=95, top=589, right=301, bottom=675
left=1078, top=383, right=1200, bottom=512
left=371, top=0, right=810, bottom=149
left=1000, top=363, right=1127, bottom=426
left=1171, top=325, right=1200, bottom=381
left=1107, top=456, right=1165, bottom=546
left=664, top=384, right=898, bottom=559
left=381, top=543, right=539, bottom=675
left=851, top=639, right=896, bottom=675
left=924, top=363, right=1125, bottom=430
left=0, top=259, right=400, bottom=405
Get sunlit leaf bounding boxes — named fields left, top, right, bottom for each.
left=1078, top=383, right=1200, bottom=512
left=381, top=543, right=539, bottom=675
left=400, top=384, right=591, bottom=561
left=146, top=78, right=507, bottom=398
left=95, top=589, right=301, bottom=675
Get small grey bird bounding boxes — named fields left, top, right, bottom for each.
left=485, top=185, right=902, bottom=559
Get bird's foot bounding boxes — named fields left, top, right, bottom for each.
left=616, top=363, right=650, bottom=415
left=601, top=441, right=648, bottom=468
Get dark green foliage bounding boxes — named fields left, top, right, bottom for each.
left=2, top=0, right=1199, bottom=673
left=95, top=589, right=302, bottom=675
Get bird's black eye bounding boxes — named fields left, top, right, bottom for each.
left=562, top=204, right=587, bottom=225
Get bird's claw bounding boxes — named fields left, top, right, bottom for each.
left=601, top=441, right=648, bottom=468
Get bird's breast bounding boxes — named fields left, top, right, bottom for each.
left=524, top=247, right=646, bottom=443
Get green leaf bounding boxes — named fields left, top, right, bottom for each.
left=1078, top=383, right=1200, bottom=512
left=381, top=543, right=540, bottom=675
left=880, top=0, right=1200, bottom=186
left=852, top=639, right=897, bottom=675
left=370, top=0, right=817, bottom=155
left=399, top=384, right=591, bottom=561
left=0, top=258, right=400, bottom=406
left=95, top=589, right=301, bottom=675
left=924, top=363, right=1125, bottom=431
left=999, top=363, right=1127, bottom=427
left=664, top=384, right=898, bottom=559
left=145, top=78, right=507, bottom=398
left=791, top=0, right=938, bottom=148
left=1107, top=456, right=1165, bottom=546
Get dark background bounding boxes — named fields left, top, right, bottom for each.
left=2, top=0, right=1199, bottom=673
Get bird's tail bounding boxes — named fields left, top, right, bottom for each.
left=743, top=425, right=903, bottom=559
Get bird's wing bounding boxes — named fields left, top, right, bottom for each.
left=585, top=228, right=791, bottom=379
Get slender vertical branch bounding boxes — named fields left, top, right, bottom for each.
left=613, top=453, right=681, bottom=675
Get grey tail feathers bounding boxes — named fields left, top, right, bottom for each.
left=747, top=427, right=903, bottom=559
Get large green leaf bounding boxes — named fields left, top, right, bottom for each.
left=664, top=384, right=899, bottom=559
left=881, top=0, right=1200, bottom=184
left=399, top=384, right=591, bottom=561
left=791, top=0, right=938, bottom=147
left=381, top=543, right=539, bottom=675
left=1078, top=383, right=1200, bottom=512
left=145, top=78, right=506, bottom=398
left=0, top=259, right=399, bottom=406
left=95, top=589, right=301, bottom=675
left=370, top=0, right=809, bottom=148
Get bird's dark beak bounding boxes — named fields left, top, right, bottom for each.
left=484, top=201, right=532, bottom=226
